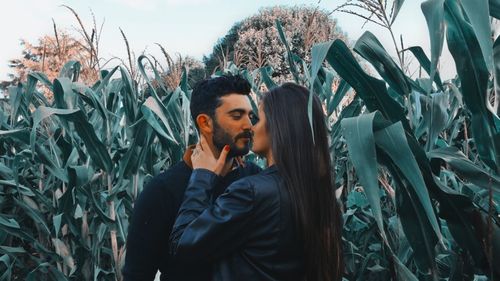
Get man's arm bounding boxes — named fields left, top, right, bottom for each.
left=123, top=175, right=173, bottom=281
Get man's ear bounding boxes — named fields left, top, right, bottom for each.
left=196, top=114, right=213, bottom=135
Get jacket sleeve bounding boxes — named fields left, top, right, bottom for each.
left=169, top=168, right=255, bottom=263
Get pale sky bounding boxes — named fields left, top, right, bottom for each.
left=0, top=0, right=456, bottom=82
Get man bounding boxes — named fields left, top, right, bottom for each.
left=123, top=75, right=261, bottom=281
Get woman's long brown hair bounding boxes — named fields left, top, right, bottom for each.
left=263, top=83, right=343, bottom=281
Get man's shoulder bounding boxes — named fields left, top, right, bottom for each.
left=156, top=161, right=192, bottom=180
left=140, top=161, right=192, bottom=198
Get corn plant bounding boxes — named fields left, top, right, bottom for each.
left=302, top=0, right=499, bottom=279
left=0, top=57, right=197, bottom=280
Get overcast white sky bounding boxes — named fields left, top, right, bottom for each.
left=0, top=0, right=457, bottom=82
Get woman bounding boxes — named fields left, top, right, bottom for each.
left=170, top=83, right=343, bottom=280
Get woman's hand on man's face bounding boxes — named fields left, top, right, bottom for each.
left=191, top=134, right=230, bottom=175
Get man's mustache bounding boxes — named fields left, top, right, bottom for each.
left=234, top=131, right=253, bottom=140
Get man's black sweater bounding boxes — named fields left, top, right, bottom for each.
left=123, top=160, right=261, bottom=281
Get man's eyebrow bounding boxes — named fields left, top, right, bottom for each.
left=226, top=108, right=253, bottom=114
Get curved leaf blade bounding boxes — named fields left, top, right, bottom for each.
left=445, top=0, right=499, bottom=171
left=341, top=112, right=388, bottom=241
left=354, top=31, right=411, bottom=96
left=422, top=0, right=446, bottom=94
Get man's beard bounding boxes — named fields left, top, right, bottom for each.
left=212, top=121, right=252, bottom=158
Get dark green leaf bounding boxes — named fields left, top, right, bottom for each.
left=428, top=147, right=500, bottom=192
left=461, top=0, right=494, bottom=72
left=31, top=106, right=113, bottom=172
left=404, top=46, right=444, bottom=91
left=421, top=92, right=449, bottom=151
left=275, top=19, right=299, bottom=83
left=341, top=111, right=388, bottom=240
left=328, top=79, right=351, bottom=116
left=58, top=60, right=81, bottom=81
left=324, top=39, right=410, bottom=131
left=445, top=0, right=499, bottom=171
left=422, top=0, right=446, bottom=94
left=354, top=31, right=411, bottom=96
left=491, top=0, right=500, bottom=18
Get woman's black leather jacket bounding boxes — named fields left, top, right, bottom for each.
left=170, top=165, right=304, bottom=281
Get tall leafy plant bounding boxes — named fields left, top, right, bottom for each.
left=1, top=0, right=499, bottom=280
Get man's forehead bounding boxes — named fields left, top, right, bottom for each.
left=218, top=93, right=252, bottom=111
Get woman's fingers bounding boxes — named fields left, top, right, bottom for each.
left=191, top=145, right=199, bottom=161
left=214, top=145, right=230, bottom=175
left=199, top=134, right=209, bottom=151
left=195, top=142, right=202, bottom=152
left=218, top=145, right=230, bottom=164
left=191, top=135, right=233, bottom=175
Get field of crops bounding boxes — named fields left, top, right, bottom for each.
left=0, top=0, right=499, bottom=280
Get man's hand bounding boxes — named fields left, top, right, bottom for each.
left=191, top=135, right=231, bottom=176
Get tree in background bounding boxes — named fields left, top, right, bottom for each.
left=203, top=22, right=242, bottom=76
left=204, top=6, right=347, bottom=79
left=4, top=6, right=104, bottom=100
left=6, top=31, right=99, bottom=98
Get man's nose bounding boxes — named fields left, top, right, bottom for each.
left=242, top=115, right=252, bottom=129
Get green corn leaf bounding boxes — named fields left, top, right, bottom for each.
left=275, top=19, right=299, bottom=83
left=354, top=31, right=411, bottom=96
left=445, top=0, right=499, bottom=171
left=137, top=55, right=168, bottom=99
left=53, top=78, right=77, bottom=110
left=328, top=79, right=350, bottom=117
left=374, top=122, right=440, bottom=274
left=58, top=60, right=81, bottom=81
left=374, top=121, right=442, bottom=239
left=0, top=254, right=12, bottom=281
left=0, top=180, right=35, bottom=197
left=31, top=106, right=113, bottom=172
left=34, top=144, right=68, bottom=182
left=119, top=66, right=138, bottom=123
left=393, top=255, right=419, bottom=281
left=0, top=246, right=26, bottom=254
left=491, top=0, right=500, bottom=18
left=341, top=111, right=389, bottom=241
left=404, top=46, right=444, bottom=91
left=421, top=92, right=449, bottom=151
left=142, top=97, right=178, bottom=145
left=119, top=119, right=154, bottom=178
left=310, top=41, right=333, bottom=87
left=53, top=214, right=63, bottom=238
left=428, top=147, right=500, bottom=192
left=494, top=34, right=500, bottom=117
left=422, top=0, right=446, bottom=94
left=461, top=0, right=494, bottom=72
left=323, top=39, right=410, bottom=131
left=259, top=66, right=277, bottom=90
left=13, top=197, right=50, bottom=235
left=9, top=85, right=24, bottom=127
left=72, top=83, right=107, bottom=121
left=391, top=0, right=406, bottom=24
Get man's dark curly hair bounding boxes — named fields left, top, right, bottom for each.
left=190, top=75, right=251, bottom=125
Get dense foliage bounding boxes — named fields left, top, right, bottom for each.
left=0, top=0, right=499, bottom=280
